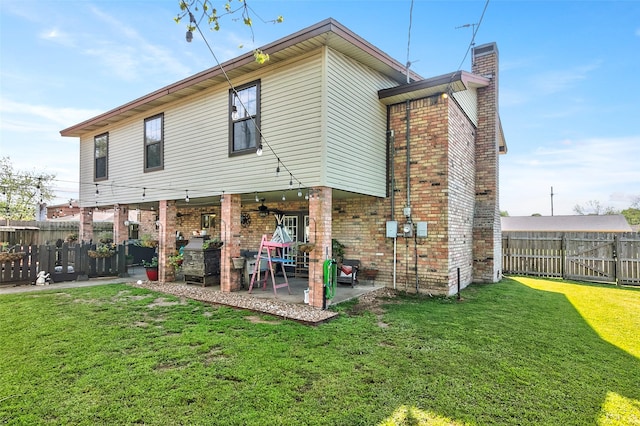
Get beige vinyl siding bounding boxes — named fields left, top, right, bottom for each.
left=78, top=51, right=325, bottom=207
left=452, top=88, right=479, bottom=126
left=324, top=48, right=397, bottom=197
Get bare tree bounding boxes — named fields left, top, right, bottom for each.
left=573, top=200, right=619, bottom=216
left=0, top=157, right=55, bottom=220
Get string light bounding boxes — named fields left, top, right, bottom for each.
left=95, top=184, right=99, bottom=198
left=297, top=184, right=302, bottom=198
left=142, top=187, right=146, bottom=199
left=220, top=190, right=225, bottom=202
left=255, top=192, right=260, bottom=202
left=282, top=193, right=286, bottom=201
left=178, top=5, right=308, bottom=197
left=289, top=173, right=293, bottom=189
left=185, top=190, right=190, bottom=203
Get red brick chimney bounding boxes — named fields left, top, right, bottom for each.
left=471, top=42, right=502, bottom=282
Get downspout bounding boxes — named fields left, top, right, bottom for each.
left=405, top=100, right=411, bottom=209
left=405, top=99, right=417, bottom=292
left=387, top=109, right=397, bottom=290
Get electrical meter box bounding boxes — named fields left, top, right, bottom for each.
left=386, top=221, right=398, bottom=238
left=416, top=222, right=428, bottom=237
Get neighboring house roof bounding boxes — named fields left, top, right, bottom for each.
left=60, top=18, right=421, bottom=138
left=501, top=215, right=633, bottom=232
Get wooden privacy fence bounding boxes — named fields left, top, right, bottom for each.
left=502, top=232, right=640, bottom=285
left=0, top=242, right=128, bottom=285
left=1, top=221, right=113, bottom=246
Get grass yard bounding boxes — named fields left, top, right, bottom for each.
left=1, top=277, right=638, bottom=425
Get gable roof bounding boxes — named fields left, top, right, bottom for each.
left=501, top=215, right=633, bottom=232
left=60, top=18, right=420, bottom=138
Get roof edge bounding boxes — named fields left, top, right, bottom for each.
left=61, top=18, right=419, bottom=138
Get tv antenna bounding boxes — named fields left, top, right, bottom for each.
left=456, top=22, right=479, bottom=46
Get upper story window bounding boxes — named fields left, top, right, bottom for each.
left=144, top=114, right=164, bottom=172
left=94, top=133, right=108, bottom=181
left=229, top=80, right=260, bottom=155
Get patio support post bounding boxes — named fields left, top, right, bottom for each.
left=308, top=186, right=332, bottom=308
left=220, top=193, right=242, bottom=292
left=158, top=200, right=177, bottom=283
left=113, top=204, right=129, bottom=244
left=79, top=207, right=94, bottom=243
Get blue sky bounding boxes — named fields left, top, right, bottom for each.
left=1, top=0, right=639, bottom=216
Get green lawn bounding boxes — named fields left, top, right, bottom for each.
left=1, top=277, right=638, bottom=425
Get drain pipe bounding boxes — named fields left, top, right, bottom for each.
left=405, top=100, right=411, bottom=208
left=388, top=124, right=398, bottom=291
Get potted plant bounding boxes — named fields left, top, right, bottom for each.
left=168, top=252, right=183, bottom=270
left=137, top=234, right=158, bottom=248
left=0, top=242, right=26, bottom=263
left=202, top=238, right=223, bottom=250
left=332, top=239, right=345, bottom=264
left=142, top=257, right=159, bottom=280
left=295, top=241, right=316, bottom=253
left=88, top=244, right=116, bottom=258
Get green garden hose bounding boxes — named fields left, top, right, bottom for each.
left=323, top=259, right=337, bottom=300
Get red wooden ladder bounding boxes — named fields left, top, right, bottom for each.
left=248, top=235, right=292, bottom=296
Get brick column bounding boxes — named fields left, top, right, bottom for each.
left=220, top=193, right=242, bottom=292
left=472, top=42, right=502, bottom=282
left=158, top=200, right=177, bottom=283
left=113, top=204, right=129, bottom=244
left=79, top=207, right=94, bottom=243
left=308, top=186, right=332, bottom=308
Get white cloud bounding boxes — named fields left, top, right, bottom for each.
left=39, top=27, right=75, bottom=47
left=84, top=5, right=192, bottom=81
left=0, top=98, right=102, bottom=129
left=530, top=62, right=600, bottom=95
left=500, top=136, right=640, bottom=216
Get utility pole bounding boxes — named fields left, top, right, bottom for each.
left=550, top=186, right=554, bottom=216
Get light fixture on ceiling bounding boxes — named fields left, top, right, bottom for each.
left=258, top=201, right=269, bottom=217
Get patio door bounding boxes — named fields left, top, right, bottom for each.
left=282, top=214, right=310, bottom=275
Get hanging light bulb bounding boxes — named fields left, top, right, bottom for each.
left=69, top=199, right=73, bottom=209
left=282, top=193, right=286, bottom=201
left=255, top=192, right=260, bottom=202
left=275, top=159, right=280, bottom=177
left=231, top=105, right=239, bottom=120
left=142, top=187, right=146, bottom=199
left=186, top=13, right=195, bottom=42
left=185, top=190, right=190, bottom=203
left=95, top=184, right=99, bottom=198
left=289, top=174, right=293, bottom=189
left=297, top=184, right=303, bottom=198
left=305, top=191, right=310, bottom=200
left=220, top=190, right=225, bottom=202
left=256, top=143, right=263, bottom=156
